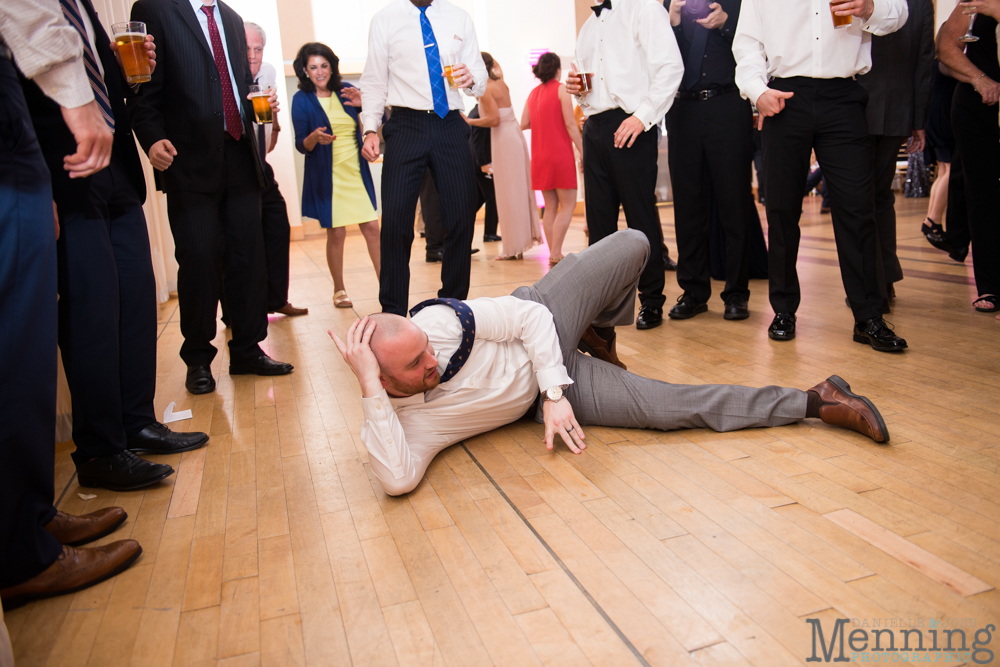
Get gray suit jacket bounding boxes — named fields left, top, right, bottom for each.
left=859, top=0, right=935, bottom=137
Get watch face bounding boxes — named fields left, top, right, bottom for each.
left=547, top=386, right=563, bottom=401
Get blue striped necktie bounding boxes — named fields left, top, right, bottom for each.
left=418, top=6, right=450, bottom=119
left=58, top=0, right=115, bottom=132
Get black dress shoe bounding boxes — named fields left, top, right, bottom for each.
left=186, top=365, right=215, bottom=395
left=723, top=295, right=749, bottom=320
left=636, top=306, right=664, bottom=330
left=230, top=354, right=294, bottom=376
left=128, top=422, right=209, bottom=455
left=768, top=312, right=796, bottom=340
left=426, top=248, right=481, bottom=263
left=77, top=450, right=174, bottom=492
left=668, top=293, right=708, bottom=320
left=853, top=317, right=907, bottom=352
left=661, top=244, right=677, bottom=271
left=925, top=231, right=969, bottom=262
left=483, top=234, right=502, bottom=242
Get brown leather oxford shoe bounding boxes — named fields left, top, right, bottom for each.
left=44, top=508, right=128, bottom=546
left=270, top=302, right=309, bottom=316
left=0, top=540, right=141, bottom=609
left=809, top=375, right=889, bottom=443
left=578, top=326, right=626, bottom=370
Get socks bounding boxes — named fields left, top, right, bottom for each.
left=806, top=390, right=823, bottom=419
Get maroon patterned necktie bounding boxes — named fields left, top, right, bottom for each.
left=200, top=4, right=242, bottom=141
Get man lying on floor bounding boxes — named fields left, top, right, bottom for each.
left=331, top=230, right=888, bottom=496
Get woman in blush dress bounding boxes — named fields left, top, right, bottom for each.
left=465, top=52, right=541, bottom=260
left=522, top=53, right=582, bottom=265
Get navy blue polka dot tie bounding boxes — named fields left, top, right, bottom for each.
left=409, top=298, right=475, bottom=383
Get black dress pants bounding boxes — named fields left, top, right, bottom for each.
left=0, top=58, right=62, bottom=587
left=475, top=170, right=499, bottom=239
left=666, top=91, right=754, bottom=304
left=421, top=170, right=444, bottom=255
left=379, top=108, right=477, bottom=316
left=583, top=108, right=665, bottom=310
left=952, top=82, right=1000, bottom=297
left=57, top=156, right=157, bottom=466
left=870, top=134, right=907, bottom=289
left=761, top=77, right=883, bottom=321
left=165, top=136, right=267, bottom=366
left=261, top=162, right=291, bottom=312
left=944, top=148, right=970, bottom=252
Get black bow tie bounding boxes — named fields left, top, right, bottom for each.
left=591, top=0, right=612, bottom=16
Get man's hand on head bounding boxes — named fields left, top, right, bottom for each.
left=330, top=317, right=385, bottom=398
left=542, top=398, right=586, bottom=454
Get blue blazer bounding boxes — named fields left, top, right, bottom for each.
left=292, top=83, right=377, bottom=228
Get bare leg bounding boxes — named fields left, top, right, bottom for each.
left=926, top=161, right=950, bottom=226
left=359, top=219, right=381, bottom=280
left=550, top=188, right=577, bottom=259
left=541, top=190, right=558, bottom=258
left=326, top=226, right=347, bottom=293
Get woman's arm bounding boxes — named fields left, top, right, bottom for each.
left=558, top=84, right=583, bottom=153
left=465, top=85, right=500, bottom=127
left=937, top=2, right=1000, bottom=104
left=520, top=97, right=531, bottom=131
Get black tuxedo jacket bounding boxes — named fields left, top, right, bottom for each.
left=19, top=0, right=147, bottom=211
left=858, top=0, right=935, bottom=137
left=127, top=0, right=265, bottom=193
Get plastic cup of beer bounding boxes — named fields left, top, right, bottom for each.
left=573, top=59, right=593, bottom=95
left=442, top=52, right=459, bottom=89
left=830, top=2, right=852, bottom=28
left=112, top=22, right=151, bottom=84
left=249, top=84, right=273, bottom=124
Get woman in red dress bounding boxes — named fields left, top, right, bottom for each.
left=522, top=53, right=583, bottom=265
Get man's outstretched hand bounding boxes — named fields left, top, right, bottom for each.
left=329, top=317, right=384, bottom=397
left=542, top=398, right=586, bottom=454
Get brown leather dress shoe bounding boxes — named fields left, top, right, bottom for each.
left=44, top=508, right=128, bottom=547
left=578, top=326, right=627, bottom=370
left=0, top=540, right=141, bottom=609
left=270, top=302, right=309, bottom=316
left=809, top=375, right=889, bottom=443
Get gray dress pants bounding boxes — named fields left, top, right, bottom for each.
left=514, top=230, right=807, bottom=433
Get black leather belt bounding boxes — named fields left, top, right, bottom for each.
left=676, top=84, right=739, bottom=101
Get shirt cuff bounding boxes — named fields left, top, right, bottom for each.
left=361, top=114, right=382, bottom=134
left=361, top=389, right=395, bottom=422
left=631, top=102, right=658, bottom=131
left=32, top=57, right=95, bottom=109
left=861, top=0, right=889, bottom=32
left=536, top=366, right=573, bottom=394
left=743, top=79, right=770, bottom=106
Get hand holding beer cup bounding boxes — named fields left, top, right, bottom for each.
left=565, top=63, right=583, bottom=96
left=830, top=0, right=875, bottom=23
left=111, top=22, right=153, bottom=84
left=149, top=139, right=178, bottom=171
left=249, top=84, right=276, bottom=123
left=755, top=89, right=795, bottom=130
left=444, top=61, right=473, bottom=90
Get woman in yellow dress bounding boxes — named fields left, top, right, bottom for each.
left=292, top=43, right=380, bottom=308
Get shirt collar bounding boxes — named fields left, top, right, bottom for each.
left=190, top=0, right=216, bottom=15
left=403, top=0, right=439, bottom=16
left=389, top=393, right=426, bottom=408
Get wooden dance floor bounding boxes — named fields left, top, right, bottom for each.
left=9, top=195, right=1000, bottom=666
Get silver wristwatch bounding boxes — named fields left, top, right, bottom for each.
left=543, top=384, right=568, bottom=403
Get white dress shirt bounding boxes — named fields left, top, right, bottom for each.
left=0, top=0, right=93, bottom=108
left=253, top=60, right=277, bottom=153
left=188, top=0, right=244, bottom=120
left=733, top=0, right=908, bottom=105
left=574, top=0, right=684, bottom=130
left=359, top=0, right=488, bottom=133
left=359, top=296, right=573, bottom=494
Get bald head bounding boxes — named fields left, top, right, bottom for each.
left=366, top=314, right=441, bottom=396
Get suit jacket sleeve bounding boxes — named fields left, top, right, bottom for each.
left=127, top=0, right=167, bottom=152
left=911, top=0, right=935, bottom=131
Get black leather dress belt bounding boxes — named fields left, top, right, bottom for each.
left=676, top=84, right=739, bottom=101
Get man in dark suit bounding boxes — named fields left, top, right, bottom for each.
left=665, top=0, right=754, bottom=322
left=468, top=104, right=500, bottom=243
left=128, top=0, right=293, bottom=394
left=858, top=0, right=935, bottom=303
left=20, top=0, right=210, bottom=491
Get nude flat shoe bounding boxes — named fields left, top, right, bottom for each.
left=333, top=290, right=353, bottom=308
